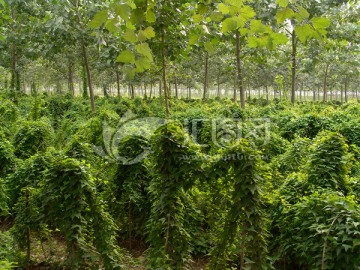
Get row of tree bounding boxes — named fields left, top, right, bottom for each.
left=0, top=0, right=359, bottom=113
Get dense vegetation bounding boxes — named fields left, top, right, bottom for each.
left=1, top=0, right=360, bottom=269
left=0, top=0, right=359, bottom=113
left=0, top=92, right=360, bottom=269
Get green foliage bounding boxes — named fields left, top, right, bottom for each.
left=209, top=140, right=269, bottom=270
left=274, top=136, right=311, bottom=177
left=0, top=231, right=18, bottom=269
left=13, top=120, right=54, bottom=159
left=0, top=134, right=16, bottom=178
left=281, top=114, right=334, bottom=140
left=40, top=156, right=121, bottom=269
left=306, top=131, right=352, bottom=192
left=272, top=191, right=360, bottom=269
left=146, top=122, right=201, bottom=269
left=0, top=100, right=19, bottom=123
left=109, top=136, right=151, bottom=241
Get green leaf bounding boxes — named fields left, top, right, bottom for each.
left=225, top=0, right=243, bottom=8
left=210, top=12, right=224, bottom=22
left=295, top=24, right=315, bottom=43
left=135, top=43, right=152, bottom=60
left=197, top=3, right=209, bottom=15
left=123, top=67, right=136, bottom=80
left=126, top=21, right=136, bottom=30
left=105, top=19, right=118, bottom=33
left=146, top=10, right=156, bottom=23
left=240, top=6, right=256, bottom=21
left=233, top=16, right=246, bottom=29
left=276, top=8, right=294, bottom=24
left=222, top=18, right=237, bottom=33
left=311, top=17, right=331, bottom=29
left=138, top=26, right=155, bottom=41
left=143, top=26, right=156, bottom=39
left=114, top=4, right=131, bottom=21
left=135, top=57, right=152, bottom=72
left=248, top=36, right=259, bottom=48
left=276, top=0, right=289, bottom=8
left=218, top=3, right=230, bottom=14
left=204, top=41, right=215, bottom=55
left=250, top=20, right=271, bottom=33
left=88, top=10, right=108, bottom=28
left=189, top=34, right=200, bottom=45
left=117, top=50, right=135, bottom=64
left=192, top=14, right=203, bottom=23
left=296, top=5, right=310, bottom=20
left=271, top=33, right=288, bottom=45
left=123, top=29, right=138, bottom=43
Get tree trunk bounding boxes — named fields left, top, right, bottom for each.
left=203, top=52, right=209, bottom=100
left=323, top=63, right=329, bottom=102
left=116, top=68, right=121, bottom=97
left=11, top=44, right=17, bottom=91
left=291, top=29, right=297, bottom=104
left=82, top=42, right=96, bottom=112
left=341, top=84, right=343, bottom=103
left=345, top=79, right=348, bottom=103
left=313, top=87, right=316, bottom=101
left=188, top=84, right=192, bottom=99
left=82, top=64, right=88, bottom=98
left=175, top=76, right=179, bottom=99
left=265, top=81, right=269, bottom=103
left=150, top=83, right=153, bottom=98
left=68, top=59, right=75, bottom=96
left=236, top=31, right=245, bottom=108
left=217, top=71, right=221, bottom=98
left=131, top=84, right=135, bottom=99
left=161, top=30, right=170, bottom=117
left=144, top=83, right=147, bottom=98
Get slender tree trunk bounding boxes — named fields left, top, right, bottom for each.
left=236, top=31, right=245, bottom=108
left=175, top=76, right=178, bottom=99
left=82, top=65, right=88, bottom=98
left=203, top=52, right=209, bottom=100
left=131, top=84, right=135, bottom=99
left=11, top=44, right=17, bottom=91
left=144, top=83, right=147, bottom=98
left=82, top=42, right=96, bottom=112
left=233, top=76, right=236, bottom=101
left=161, top=29, right=170, bottom=116
left=116, top=68, right=121, bottom=97
left=159, top=80, right=162, bottom=98
left=313, top=87, right=316, bottom=101
left=317, top=85, right=320, bottom=101
left=323, top=63, right=329, bottom=102
left=68, top=59, right=75, bottom=96
left=265, top=81, right=269, bottom=103
left=217, top=71, right=221, bottom=98
left=345, top=79, right=348, bottom=103
left=188, top=84, right=192, bottom=99
left=291, top=29, right=297, bottom=104
left=150, top=83, right=153, bottom=98
left=341, top=85, right=344, bottom=103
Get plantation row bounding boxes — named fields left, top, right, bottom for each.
left=1, top=92, right=360, bottom=269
